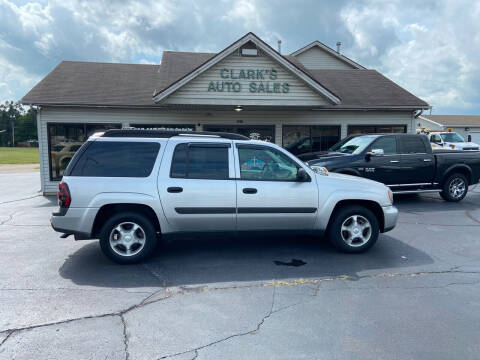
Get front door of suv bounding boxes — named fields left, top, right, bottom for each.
left=234, top=143, right=318, bottom=231
left=158, top=140, right=236, bottom=232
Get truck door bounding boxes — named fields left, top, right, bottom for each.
left=362, top=136, right=401, bottom=185
left=397, top=135, right=435, bottom=184
left=234, top=143, right=318, bottom=231
left=158, top=140, right=236, bottom=232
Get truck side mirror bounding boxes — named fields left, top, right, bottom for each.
left=296, top=168, right=310, bottom=182
left=366, top=148, right=384, bottom=160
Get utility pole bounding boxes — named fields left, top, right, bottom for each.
left=11, top=119, right=14, bottom=146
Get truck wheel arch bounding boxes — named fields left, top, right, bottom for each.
left=328, top=199, right=385, bottom=232
left=442, top=165, right=473, bottom=186
left=92, top=204, right=161, bottom=238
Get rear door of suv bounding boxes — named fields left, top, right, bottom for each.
left=158, top=139, right=236, bottom=232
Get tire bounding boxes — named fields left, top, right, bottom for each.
left=440, top=173, right=468, bottom=202
left=327, top=205, right=379, bottom=253
left=99, top=212, right=157, bottom=264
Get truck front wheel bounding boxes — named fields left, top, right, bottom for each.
left=99, top=212, right=157, bottom=264
left=440, top=173, right=468, bottom=202
left=327, top=205, right=379, bottom=253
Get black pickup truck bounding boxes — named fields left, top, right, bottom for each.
left=299, top=134, right=480, bottom=202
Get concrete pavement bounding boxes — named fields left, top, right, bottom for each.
left=0, top=170, right=479, bottom=359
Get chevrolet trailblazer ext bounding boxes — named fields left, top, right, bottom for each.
left=51, top=129, right=397, bottom=264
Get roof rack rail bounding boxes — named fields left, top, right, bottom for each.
left=101, top=129, right=250, bottom=140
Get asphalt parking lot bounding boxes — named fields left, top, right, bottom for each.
left=0, top=170, right=479, bottom=359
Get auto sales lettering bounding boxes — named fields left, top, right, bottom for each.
left=207, top=68, right=290, bottom=93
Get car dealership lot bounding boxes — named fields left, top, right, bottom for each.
left=1, top=170, right=479, bottom=359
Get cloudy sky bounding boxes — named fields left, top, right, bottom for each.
left=1, top=0, right=479, bottom=114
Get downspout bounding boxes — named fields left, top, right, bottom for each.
left=414, top=108, right=424, bottom=118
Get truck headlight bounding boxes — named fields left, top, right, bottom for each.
left=388, top=189, right=393, bottom=204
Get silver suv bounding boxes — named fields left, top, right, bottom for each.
left=51, top=129, right=398, bottom=264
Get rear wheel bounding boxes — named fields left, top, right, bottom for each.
left=99, top=212, right=157, bottom=264
left=440, top=173, right=468, bottom=202
left=327, top=205, right=379, bottom=253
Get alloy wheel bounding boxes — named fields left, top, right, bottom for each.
left=341, top=215, right=372, bottom=247
left=109, top=222, right=146, bottom=257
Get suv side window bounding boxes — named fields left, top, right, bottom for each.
left=238, top=146, right=299, bottom=181
left=399, top=136, right=427, bottom=154
left=70, top=141, right=160, bottom=177
left=170, top=143, right=229, bottom=180
left=369, top=136, right=397, bottom=155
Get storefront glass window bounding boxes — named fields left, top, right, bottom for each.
left=282, top=125, right=340, bottom=155
left=48, top=123, right=121, bottom=181
left=203, top=125, right=274, bottom=142
left=348, top=125, right=407, bottom=135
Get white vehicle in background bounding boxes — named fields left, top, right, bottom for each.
left=427, top=132, right=479, bottom=151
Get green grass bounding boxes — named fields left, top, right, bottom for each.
left=0, top=147, right=39, bottom=164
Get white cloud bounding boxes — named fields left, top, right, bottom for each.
left=0, top=56, right=40, bottom=102
left=221, top=0, right=262, bottom=29
left=340, top=0, right=480, bottom=113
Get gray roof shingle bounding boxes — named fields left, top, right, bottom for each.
left=22, top=52, right=428, bottom=109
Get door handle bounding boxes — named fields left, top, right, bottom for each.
left=167, top=187, right=183, bottom=193
left=243, top=188, right=257, bottom=194
left=424, top=159, right=432, bottom=162
left=390, top=160, right=399, bottom=163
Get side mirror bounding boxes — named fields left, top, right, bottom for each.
left=297, top=168, right=310, bottom=182
left=366, top=148, right=384, bottom=160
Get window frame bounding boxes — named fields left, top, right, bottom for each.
left=169, top=142, right=231, bottom=180
left=47, top=122, right=122, bottom=181
left=282, top=125, right=341, bottom=155
left=235, top=143, right=311, bottom=182
left=347, top=124, right=407, bottom=136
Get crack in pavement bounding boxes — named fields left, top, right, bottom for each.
left=120, top=314, right=130, bottom=360
left=0, top=266, right=478, bottom=355
left=0, top=194, right=42, bottom=205
left=158, top=286, right=278, bottom=360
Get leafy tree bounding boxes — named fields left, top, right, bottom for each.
left=0, top=101, right=37, bottom=146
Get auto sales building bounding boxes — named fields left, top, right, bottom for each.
left=22, top=32, right=429, bottom=194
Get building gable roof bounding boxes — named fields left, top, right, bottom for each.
left=153, top=32, right=341, bottom=105
left=290, top=40, right=366, bottom=70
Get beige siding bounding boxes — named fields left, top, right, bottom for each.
left=164, top=52, right=330, bottom=106
left=39, top=107, right=413, bottom=193
left=295, top=47, right=356, bottom=70
left=416, top=117, right=444, bottom=131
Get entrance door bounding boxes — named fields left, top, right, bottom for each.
left=158, top=140, right=236, bottom=232
left=234, top=143, right=318, bottom=231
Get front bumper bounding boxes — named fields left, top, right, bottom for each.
left=382, top=205, right=398, bottom=232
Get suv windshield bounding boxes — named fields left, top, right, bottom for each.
left=440, top=133, right=465, bottom=142
left=329, top=136, right=376, bottom=154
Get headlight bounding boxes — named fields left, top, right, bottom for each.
left=310, top=165, right=329, bottom=176
left=388, top=189, right=393, bottom=204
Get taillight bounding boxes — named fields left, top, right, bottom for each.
left=58, top=182, right=71, bottom=208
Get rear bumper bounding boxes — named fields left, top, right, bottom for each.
left=50, top=207, right=98, bottom=240
left=382, top=205, right=398, bottom=232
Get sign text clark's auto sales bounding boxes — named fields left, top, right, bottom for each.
left=207, top=68, right=290, bottom=93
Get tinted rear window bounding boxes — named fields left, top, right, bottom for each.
left=71, top=141, right=160, bottom=177
left=399, top=136, right=427, bottom=154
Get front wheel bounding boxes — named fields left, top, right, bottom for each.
left=440, top=173, right=468, bottom=202
left=99, top=212, right=157, bottom=264
left=327, top=205, right=379, bottom=253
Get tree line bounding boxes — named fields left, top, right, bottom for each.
left=0, top=101, right=37, bottom=147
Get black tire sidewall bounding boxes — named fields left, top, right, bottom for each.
left=441, top=173, right=468, bottom=202
left=327, top=205, right=379, bottom=253
left=99, top=212, right=157, bottom=264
